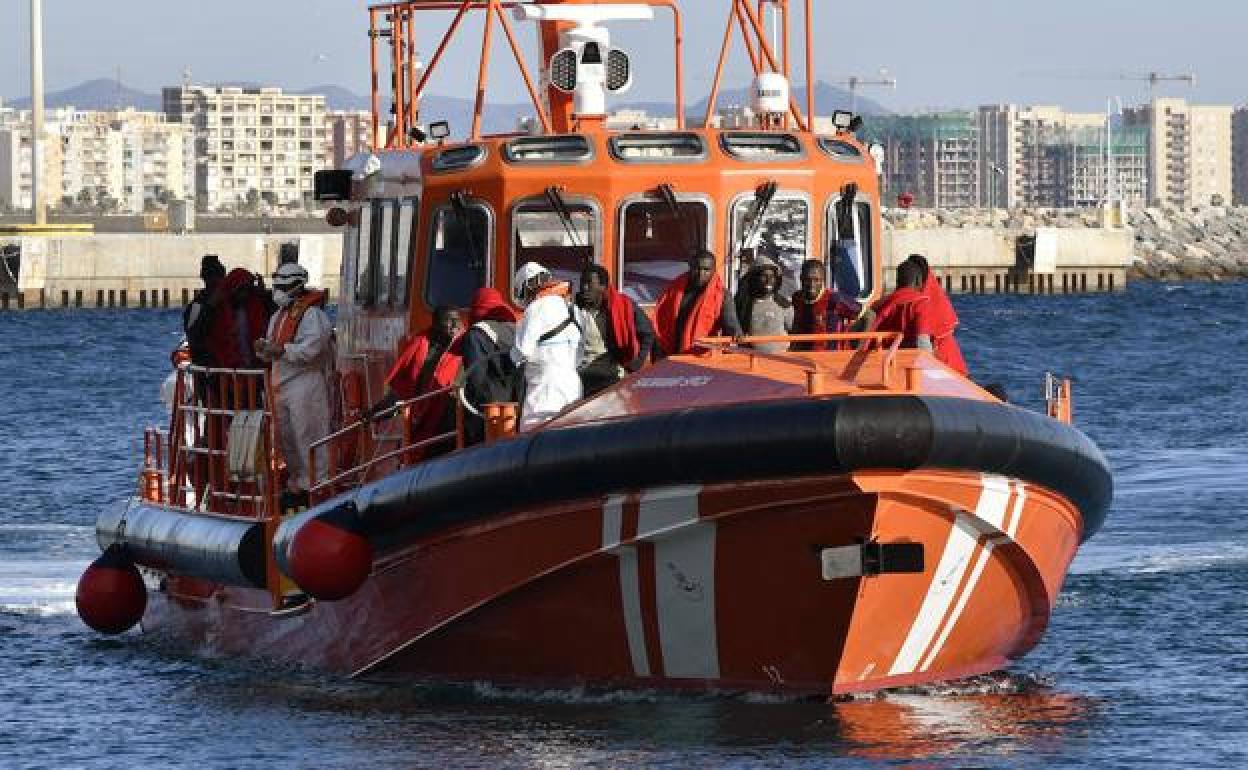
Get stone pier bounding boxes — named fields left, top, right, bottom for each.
left=0, top=233, right=342, bottom=310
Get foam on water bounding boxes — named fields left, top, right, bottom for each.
left=0, top=558, right=84, bottom=617
left=1071, top=540, right=1248, bottom=576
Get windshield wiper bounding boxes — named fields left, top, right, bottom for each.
left=544, top=186, right=593, bottom=269
left=657, top=183, right=701, bottom=258
left=733, top=180, right=778, bottom=264
left=449, top=190, right=485, bottom=271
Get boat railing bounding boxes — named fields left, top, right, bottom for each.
left=698, top=332, right=910, bottom=394
left=145, top=365, right=280, bottom=522
left=307, top=384, right=462, bottom=504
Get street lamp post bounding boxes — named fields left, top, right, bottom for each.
left=30, top=0, right=46, bottom=226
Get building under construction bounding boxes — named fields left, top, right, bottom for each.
left=865, top=112, right=980, bottom=209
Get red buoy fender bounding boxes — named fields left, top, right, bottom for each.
left=287, top=504, right=373, bottom=601
left=76, top=544, right=147, bottom=634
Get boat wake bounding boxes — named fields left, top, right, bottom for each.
left=1070, top=540, right=1248, bottom=577
left=0, top=558, right=85, bottom=618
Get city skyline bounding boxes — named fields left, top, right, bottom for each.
left=2, top=0, right=1246, bottom=113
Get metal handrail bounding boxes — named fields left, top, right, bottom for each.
left=698, top=331, right=906, bottom=393
left=308, top=383, right=461, bottom=498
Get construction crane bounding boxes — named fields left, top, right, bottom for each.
left=833, top=71, right=897, bottom=113
left=1019, top=70, right=1196, bottom=101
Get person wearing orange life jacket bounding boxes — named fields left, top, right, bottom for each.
left=511, top=262, right=583, bottom=432
left=254, top=262, right=333, bottom=507
left=653, top=248, right=742, bottom=356
left=364, top=306, right=463, bottom=456
left=869, top=258, right=935, bottom=352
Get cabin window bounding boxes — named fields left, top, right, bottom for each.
left=720, top=132, right=805, bottom=161
left=425, top=201, right=491, bottom=309
left=816, top=137, right=866, bottom=162
left=343, top=212, right=361, bottom=304
left=726, top=193, right=810, bottom=296
left=431, top=145, right=487, bottom=173
left=618, top=196, right=711, bottom=304
left=511, top=198, right=599, bottom=290
left=503, top=134, right=594, bottom=164
left=826, top=196, right=873, bottom=299
left=376, top=201, right=396, bottom=305
left=608, top=132, right=707, bottom=163
left=354, top=201, right=377, bottom=304
left=394, top=198, right=417, bottom=306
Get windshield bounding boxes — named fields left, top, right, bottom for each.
left=619, top=199, right=710, bottom=304
left=512, top=203, right=597, bottom=287
left=728, top=195, right=809, bottom=296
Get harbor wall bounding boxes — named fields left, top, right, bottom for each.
left=2, top=233, right=343, bottom=310
left=881, top=227, right=1133, bottom=294
left=0, top=225, right=1134, bottom=310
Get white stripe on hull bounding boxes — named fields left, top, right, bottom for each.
left=602, top=494, right=651, bottom=677
left=616, top=546, right=651, bottom=677
left=638, top=486, right=719, bottom=680
left=889, top=474, right=1016, bottom=677
left=602, top=487, right=719, bottom=681
left=918, top=481, right=1027, bottom=672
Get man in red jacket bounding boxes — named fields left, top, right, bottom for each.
left=870, top=259, right=934, bottom=351
left=653, top=249, right=742, bottom=356
left=902, top=253, right=969, bottom=375
left=575, top=264, right=655, bottom=395
left=366, top=306, right=463, bottom=456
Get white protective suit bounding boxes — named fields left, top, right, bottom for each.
left=511, top=291, right=583, bottom=431
left=265, top=299, right=334, bottom=491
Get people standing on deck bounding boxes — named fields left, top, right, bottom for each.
left=901, top=253, right=969, bottom=375
left=575, top=264, right=655, bottom=396
left=217, top=268, right=273, bottom=369
left=365, top=306, right=463, bottom=456
left=735, top=261, right=792, bottom=354
left=789, top=259, right=861, bottom=351
left=869, top=259, right=934, bottom=352
left=653, top=249, right=742, bottom=356
left=184, top=254, right=227, bottom=368
left=460, top=288, right=520, bottom=445
left=254, top=263, right=333, bottom=509
left=511, top=262, right=583, bottom=432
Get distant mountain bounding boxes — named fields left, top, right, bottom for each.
left=298, top=85, right=372, bottom=112
left=8, top=78, right=162, bottom=111
left=4, top=78, right=891, bottom=131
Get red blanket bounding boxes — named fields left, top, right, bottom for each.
left=654, top=272, right=725, bottom=355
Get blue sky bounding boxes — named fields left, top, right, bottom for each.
left=1, top=0, right=1243, bottom=112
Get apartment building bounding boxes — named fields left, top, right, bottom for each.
left=0, top=121, right=63, bottom=212
left=324, top=110, right=373, bottom=168
left=163, top=85, right=327, bottom=210
left=865, top=112, right=980, bottom=208
left=40, top=108, right=186, bottom=213
left=1228, top=108, right=1248, bottom=205
left=1124, top=98, right=1232, bottom=208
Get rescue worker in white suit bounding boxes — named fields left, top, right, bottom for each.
left=254, top=262, right=333, bottom=508
left=511, top=262, right=583, bottom=432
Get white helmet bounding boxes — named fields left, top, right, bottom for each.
left=272, top=262, right=309, bottom=293
left=513, top=261, right=552, bottom=304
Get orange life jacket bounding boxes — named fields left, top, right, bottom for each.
left=271, top=289, right=328, bottom=346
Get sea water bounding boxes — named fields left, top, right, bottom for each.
left=1, top=283, right=1245, bottom=768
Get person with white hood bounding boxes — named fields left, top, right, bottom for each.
left=511, top=261, right=583, bottom=431
left=253, top=262, right=334, bottom=509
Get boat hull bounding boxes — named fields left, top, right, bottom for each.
left=141, top=469, right=1080, bottom=695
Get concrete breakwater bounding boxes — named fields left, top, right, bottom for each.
left=0, top=217, right=1136, bottom=310
left=0, top=233, right=341, bottom=310
left=887, top=205, right=1248, bottom=284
